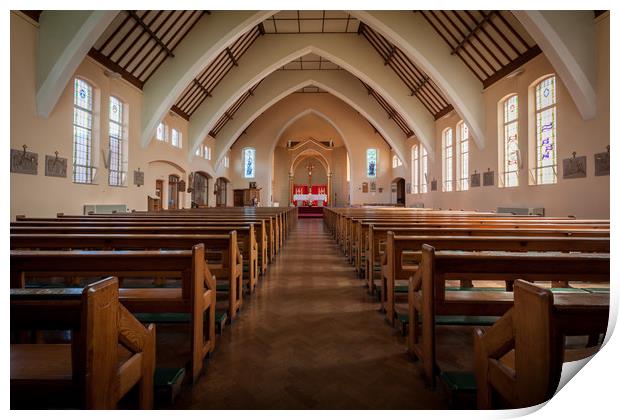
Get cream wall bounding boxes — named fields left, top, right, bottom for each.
left=403, top=14, right=609, bottom=219
left=10, top=12, right=230, bottom=218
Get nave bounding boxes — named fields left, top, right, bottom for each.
left=171, top=218, right=446, bottom=409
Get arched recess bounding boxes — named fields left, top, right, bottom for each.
left=349, top=11, right=486, bottom=149
left=146, top=160, right=187, bottom=210
left=211, top=70, right=411, bottom=170
left=290, top=149, right=331, bottom=175
left=214, top=177, right=230, bottom=207
left=230, top=93, right=377, bottom=206
left=140, top=10, right=276, bottom=146
left=190, top=170, right=212, bottom=207
left=280, top=109, right=349, bottom=207
left=187, top=33, right=432, bottom=155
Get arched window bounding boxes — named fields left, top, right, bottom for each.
left=243, top=147, right=256, bottom=178
left=366, top=148, right=377, bottom=178
left=72, top=78, right=95, bottom=183
left=456, top=122, right=469, bottom=191
left=156, top=122, right=167, bottom=141
left=411, top=145, right=419, bottom=194
left=171, top=128, right=182, bottom=148
left=392, top=155, right=402, bottom=168
left=534, top=76, right=557, bottom=184
left=442, top=128, right=453, bottom=192
left=421, top=146, right=429, bottom=193
left=499, top=94, right=519, bottom=187
left=346, top=153, right=351, bottom=182
left=108, top=96, right=126, bottom=186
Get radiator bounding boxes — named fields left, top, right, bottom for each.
left=497, top=207, right=545, bottom=216
left=83, top=204, right=128, bottom=215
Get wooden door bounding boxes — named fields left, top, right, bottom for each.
left=191, top=172, right=208, bottom=206
left=233, top=189, right=245, bottom=207
left=397, top=178, right=405, bottom=205
left=216, top=178, right=228, bottom=207
left=168, top=175, right=179, bottom=209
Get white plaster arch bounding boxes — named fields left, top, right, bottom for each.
left=275, top=108, right=346, bottom=154
left=513, top=11, right=597, bottom=120
left=229, top=92, right=390, bottom=207
left=187, top=33, right=431, bottom=156
left=36, top=10, right=118, bottom=118
left=349, top=11, right=486, bottom=150
left=140, top=10, right=277, bottom=146
left=211, top=70, right=411, bottom=171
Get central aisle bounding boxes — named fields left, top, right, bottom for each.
left=174, top=218, right=447, bottom=409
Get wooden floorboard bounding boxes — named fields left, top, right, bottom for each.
left=168, top=219, right=449, bottom=409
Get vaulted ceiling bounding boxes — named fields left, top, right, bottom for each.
left=75, top=9, right=545, bottom=142
left=26, top=9, right=603, bottom=165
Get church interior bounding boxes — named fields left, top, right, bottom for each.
left=8, top=6, right=613, bottom=412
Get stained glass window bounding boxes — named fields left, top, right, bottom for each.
left=108, top=97, right=125, bottom=186
left=72, top=78, right=95, bottom=183
left=535, top=76, right=557, bottom=184
left=156, top=122, right=166, bottom=141
left=367, top=148, right=377, bottom=178
left=412, top=145, right=419, bottom=194
left=243, top=148, right=255, bottom=178
left=204, top=146, right=211, bottom=160
left=171, top=128, right=181, bottom=148
left=457, top=122, right=469, bottom=191
left=503, top=95, right=519, bottom=187
left=421, top=146, right=428, bottom=193
left=442, top=128, right=453, bottom=192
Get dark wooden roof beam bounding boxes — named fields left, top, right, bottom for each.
left=225, top=47, right=238, bottom=66
left=127, top=10, right=175, bottom=57
left=451, top=11, right=495, bottom=55
left=192, top=78, right=212, bottom=97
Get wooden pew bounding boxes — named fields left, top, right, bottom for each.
left=51, top=210, right=286, bottom=258
left=10, top=245, right=217, bottom=383
left=382, top=233, right=610, bottom=324
left=12, top=225, right=256, bottom=293
left=366, top=226, right=609, bottom=291
left=14, top=219, right=265, bottom=281
left=474, top=280, right=609, bottom=409
left=406, top=246, right=609, bottom=386
left=11, top=277, right=156, bottom=409
left=355, top=218, right=609, bottom=274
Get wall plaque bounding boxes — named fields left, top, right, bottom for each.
left=370, top=181, right=377, bottom=192
left=178, top=180, right=186, bottom=192
left=430, top=179, right=437, bottom=191
left=133, top=169, right=144, bottom=186
left=483, top=169, right=494, bottom=186
left=562, top=152, right=587, bottom=179
left=11, top=146, right=38, bottom=175
left=362, top=182, right=368, bottom=193
left=471, top=172, right=480, bottom=187
left=45, top=152, right=67, bottom=178
left=595, top=146, right=610, bottom=176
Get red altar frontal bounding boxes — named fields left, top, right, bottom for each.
left=292, top=185, right=327, bottom=207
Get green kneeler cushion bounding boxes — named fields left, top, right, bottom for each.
left=396, top=312, right=499, bottom=326
left=154, top=367, right=186, bottom=404
left=135, top=311, right=228, bottom=334
left=440, top=371, right=477, bottom=392
left=582, top=288, right=610, bottom=293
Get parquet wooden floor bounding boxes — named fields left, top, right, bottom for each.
left=168, top=219, right=450, bottom=409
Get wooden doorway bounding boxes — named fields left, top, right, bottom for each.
left=215, top=177, right=228, bottom=207
left=168, top=175, right=180, bottom=209
left=392, top=177, right=406, bottom=206
left=191, top=172, right=210, bottom=207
